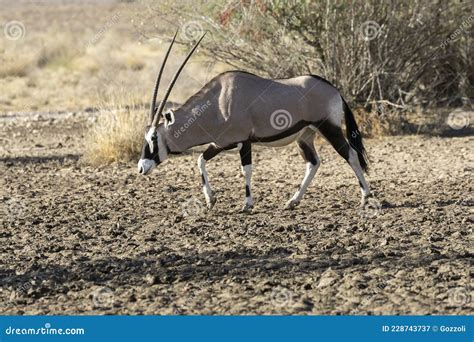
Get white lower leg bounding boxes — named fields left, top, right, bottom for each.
left=198, top=154, right=214, bottom=207
left=347, top=149, right=370, bottom=204
left=241, top=164, right=253, bottom=208
left=290, top=161, right=319, bottom=203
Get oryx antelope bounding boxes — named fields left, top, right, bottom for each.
left=138, top=31, right=371, bottom=211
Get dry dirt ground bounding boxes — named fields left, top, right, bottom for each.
left=0, top=112, right=472, bottom=315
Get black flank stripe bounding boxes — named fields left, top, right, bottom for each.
left=250, top=121, right=310, bottom=143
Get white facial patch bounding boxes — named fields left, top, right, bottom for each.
left=137, top=158, right=156, bottom=175
left=145, top=127, right=156, bottom=153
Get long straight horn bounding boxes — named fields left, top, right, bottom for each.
left=151, top=32, right=207, bottom=128
left=149, top=29, right=179, bottom=125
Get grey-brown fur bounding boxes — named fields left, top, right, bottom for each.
left=163, top=71, right=345, bottom=152
left=139, top=70, right=371, bottom=211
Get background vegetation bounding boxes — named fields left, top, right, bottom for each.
left=0, top=1, right=217, bottom=113
left=1, top=0, right=472, bottom=164
left=147, top=0, right=472, bottom=110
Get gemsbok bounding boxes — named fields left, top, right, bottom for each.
left=138, top=30, right=371, bottom=211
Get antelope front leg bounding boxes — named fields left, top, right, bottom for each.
left=239, top=141, right=253, bottom=212
left=285, top=131, right=320, bottom=209
left=198, top=144, right=222, bottom=210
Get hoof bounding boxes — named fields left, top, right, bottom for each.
left=360, top=193, right=373, bottom=207
left=240, top=203, right=253, bottom=213
left=284, top=199, right=299, bottom=210
left=206, top=196, right=217, bottom=211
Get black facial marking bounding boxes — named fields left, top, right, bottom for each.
left=140, top=134, right=160, bottom=163
left=359, top=181, right=363, bottom=188
left=245, top=185, right=251, bottom=197
left=201, top=174, right=206, bottom=185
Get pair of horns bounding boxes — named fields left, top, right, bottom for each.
left=149, top=29, right=206, bottom=128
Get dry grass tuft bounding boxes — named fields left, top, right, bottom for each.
left=122, top=54, right=146, bottom=71
left=36, top=37, right=77, bottom=69
left=83, top=97, right=146, bottom=165
left=0, top=58, right=31, bottom=78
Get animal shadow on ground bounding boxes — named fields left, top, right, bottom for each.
left=0, top=154, right=80, bottom=165
left=1, top=246, right=467, bottom=298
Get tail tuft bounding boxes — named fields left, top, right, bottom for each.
left=342, top=98, right=369, bottom=173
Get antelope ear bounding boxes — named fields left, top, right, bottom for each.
left=163, top=109, right=175, bottom=128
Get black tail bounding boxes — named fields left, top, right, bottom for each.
left=342, top=97, right=369, bottom=173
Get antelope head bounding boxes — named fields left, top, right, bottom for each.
left=138, top=30, right=206, bottom=175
